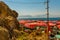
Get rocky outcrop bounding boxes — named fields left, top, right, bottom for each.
left=0, top=1, right=20, bottom=40
left=0, top=27, right=9, bottom=40
left=0, top=1, right=20, bottom=30
left=0, top=1, right=18, bottom=18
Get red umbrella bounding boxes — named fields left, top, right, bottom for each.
left=49, top=21, right=53, bottom=23
left=24, top=23, right=30, bottom=28
left=44, top=21, right=56, bottom=23
left=32, top=20, right=36, bottom=22
left=57, top=25, right=60, bottom=29
left=24, top=23, right=37, bottom=29
left=37, top=22, right=47, bottom=26
left=48, top=22, right=56, bottom=32
left=19, top=20, right=27, bottom=24
left=26, top=20, right=32, bottom=23
left=56, top=21, right=60, bottom=25
left=37, top=20, right=44, bottom=23
left=52, top=21, right=56, bottom=23
left=48, top=22, right=56, bottom=26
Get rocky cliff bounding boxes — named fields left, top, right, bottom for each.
left=0, top=1, right=20, bottom=40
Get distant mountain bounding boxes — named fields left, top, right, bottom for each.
left=33, top=15, right=46, bottom=18
left=18, top=15, right=60, bottom=18
left=18, top=15, right=46, bottom=18
left=18, top=15, right=32, bottom=18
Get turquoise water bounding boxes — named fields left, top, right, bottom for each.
left=18, top=18, right=60, bottom=20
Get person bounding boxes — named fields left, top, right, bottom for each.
left=49, top=33, right=55, bottom=40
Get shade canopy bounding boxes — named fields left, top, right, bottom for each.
left=48, top=22, right=56, bottom=26
left=37, top=22, right=47, bottom=26
left=57, top=25, right=60, bottom=29
left=56, top=21, right=60, bottom=25
left=24, top=22, right=47, bottom=29
left=19, top=20, right=27, bottom=24
left=24, top=23, right=37, bottom=29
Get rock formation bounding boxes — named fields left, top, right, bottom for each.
left=0, top=1, right=20, bottom=40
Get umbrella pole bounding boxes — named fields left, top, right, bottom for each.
left=46, top=0, right=49, bottom=40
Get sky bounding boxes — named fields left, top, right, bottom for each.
left=1, top=0, right=60, bottom=17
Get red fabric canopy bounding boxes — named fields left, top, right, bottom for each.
left=19, top=20, right=56, bottom=30
left=37, top=21, right=44, bottom=23
left=57, top=25, right=60, bottom=29
left=26, top=20, right=32, bottom=23
left=48, top=22, right=56, bottom=26
left=24, top=23, right=37, bottom=29
left=56, top=21, right=60, bottom=25
left=36, top=22, right=47, bottom=26
left=48, top=22, right=56, bottom=31
left=19, top=20, right=27, bottom=24
left=24, top=22, right=47, bottom=29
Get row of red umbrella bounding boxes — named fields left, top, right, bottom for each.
left=19, top=20, right=60, bottom=29
left=19, top=20, right=60, bottom=24
left=24, top=22, right=56, bottom=29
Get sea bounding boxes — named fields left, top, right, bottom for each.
left=18, top=18, right=60, bottom=21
